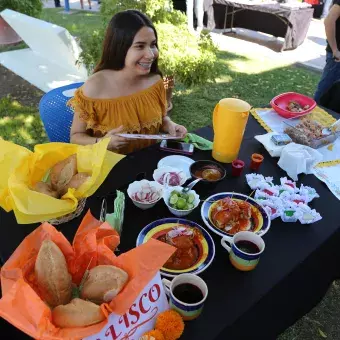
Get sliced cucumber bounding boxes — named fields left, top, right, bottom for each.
left=188, top=194, right=195, bottom=203
left=187, top=203, right=194, bottom=209
left=169, top=194, right=179, bottom=205
left=176, top=197, right=187, bottom=209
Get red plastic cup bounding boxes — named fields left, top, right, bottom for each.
left=231, top=159, right=245, bottom=176
left=250, top=153, right=264, bottom=171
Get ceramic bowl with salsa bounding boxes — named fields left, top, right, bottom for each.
left=189, top=160, right=226, bottom=183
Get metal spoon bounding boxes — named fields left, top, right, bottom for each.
left=182, top=178, right=202, bottom=193
left=322, top=120, right=340, bottom=136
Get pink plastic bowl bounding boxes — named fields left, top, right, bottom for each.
left=270, top=92, right=316, bottom=119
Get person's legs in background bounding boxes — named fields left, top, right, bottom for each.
left=54, top=0, right=61, bottom=7
left=322, top=0, right=333, bottom=18
left=187, top=0, right=194, bottom=31
left=195, top=0, right=205, bottom=30
left=315, top=52, right=340, bottom=103
left=80, top=0, right=84, bottom=9
left=88, top=0, right=92, bottom=9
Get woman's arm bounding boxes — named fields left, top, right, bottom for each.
left=325, top=4, right=340, bottom=60
left=70, top=110, right=97, bottom=145
left=70, top=111, right=127, bottom=150
left=161, top=115, right=187, bottom=138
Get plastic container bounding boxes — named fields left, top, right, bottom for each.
left=270, top=92, right=316, bottom=119
left=283, top=119, right=339, bottom=149
left=231, top=159, right=245, bottom=176
left=250, top=154, right=264, bottom=171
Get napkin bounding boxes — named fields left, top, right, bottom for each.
left=105, top=190, right=125, bottom=235
left=254, top=132, right=286, bottom=157
left=182, top=133, right=213, bottom=150
left=278, top=143, right=323, bottom=181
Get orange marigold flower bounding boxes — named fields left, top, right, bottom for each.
left=155, top=310, right=184, bottom=340
left=141, top=329, right=165, bottom=340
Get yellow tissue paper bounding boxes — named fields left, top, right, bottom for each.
left=0, top=138, right=124, bottom=224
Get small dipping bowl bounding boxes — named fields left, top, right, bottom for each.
left=190, top=160, right=226, bottom=191
left=250, top=154, right=264, bottom=171
left=231, top=159, right=245, bottom=177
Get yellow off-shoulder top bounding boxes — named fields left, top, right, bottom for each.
left=68, top=78, right=167, bottom=154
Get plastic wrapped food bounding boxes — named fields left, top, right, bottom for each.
left=284, top=118, right=337, bottom=148
left=248, top=174, right=321, bottom=224
left=271, top=134, right=292, bottom=146
left=246, top=174, right=265, bottom=190
left=297, top=204, right=322, bottom=224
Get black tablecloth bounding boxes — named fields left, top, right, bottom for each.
left=1, top=115, right=340, bottom=339
left=205, top=0, right=314, bottom=51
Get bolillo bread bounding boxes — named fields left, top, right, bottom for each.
left=35, top=240, right=72, bottom=308
left=52, top=298, right=105, bottom=328
left=51, top=154, right=77, bottom=192
left=33, top=181, right=59, bottom=199
left=80, top=265, right=129, bottom=304
left=59, top=172, right=91, bottom=196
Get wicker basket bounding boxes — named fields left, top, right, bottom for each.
left=47, top=198, right=87, bottom=225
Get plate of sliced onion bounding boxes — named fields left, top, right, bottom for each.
left=153, top=166, right=188, bottom=187
left=127, top=180, right=163, bottom=210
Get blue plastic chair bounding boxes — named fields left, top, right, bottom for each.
left=39, top=82, right=84, bottom=143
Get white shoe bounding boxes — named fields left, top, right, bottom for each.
left=196, top=26, right=203, bottom=33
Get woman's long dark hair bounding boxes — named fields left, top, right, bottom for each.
left=94, top=10, right=161, bottom=75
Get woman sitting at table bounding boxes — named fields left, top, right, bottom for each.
left=68, top=10, right=187, bottom=154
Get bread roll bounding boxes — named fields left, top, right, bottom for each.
left=51, top=154, right=77, bottom=192
left=80, top=265, right=128, bottom=304
left=52, top=298, right=105, bottom=328
left=35, top=240, right=72, bottom=308
left=33, top=182, right=59, bottom=199
left=59, top=172, right=91, bottom=196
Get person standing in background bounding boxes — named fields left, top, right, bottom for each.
left=80, top=0, right=92, bottom=10
left=186, top=0, right=205, bottom=32
left=314, top=0, right=340, bottom=103
left=54, top=0, right=61, bottom=7
left=322, top=0, right=333, bottom=18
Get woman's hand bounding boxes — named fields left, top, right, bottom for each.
left=103, top=126, right=128, bottom=151
left=162, top=118, right=187, bottom=138
left=334, top=49, right=340, bottom=62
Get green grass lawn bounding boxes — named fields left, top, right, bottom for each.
left=0, top=97, right=46, bottom=148
left=0, top=9, right=320, bottom=149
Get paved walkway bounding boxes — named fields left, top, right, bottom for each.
left=44, top=0, right=326, bottom=72
left=211, top=18, right=326, bottom=72
left=44, top=0, right=100, bottom=12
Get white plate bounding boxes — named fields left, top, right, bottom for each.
left=158, top=155, right=195, bottom=178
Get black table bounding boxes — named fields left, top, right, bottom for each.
left=1, top=115, right=340, bottom=339
left=205, top=0, right=314, bottom=51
